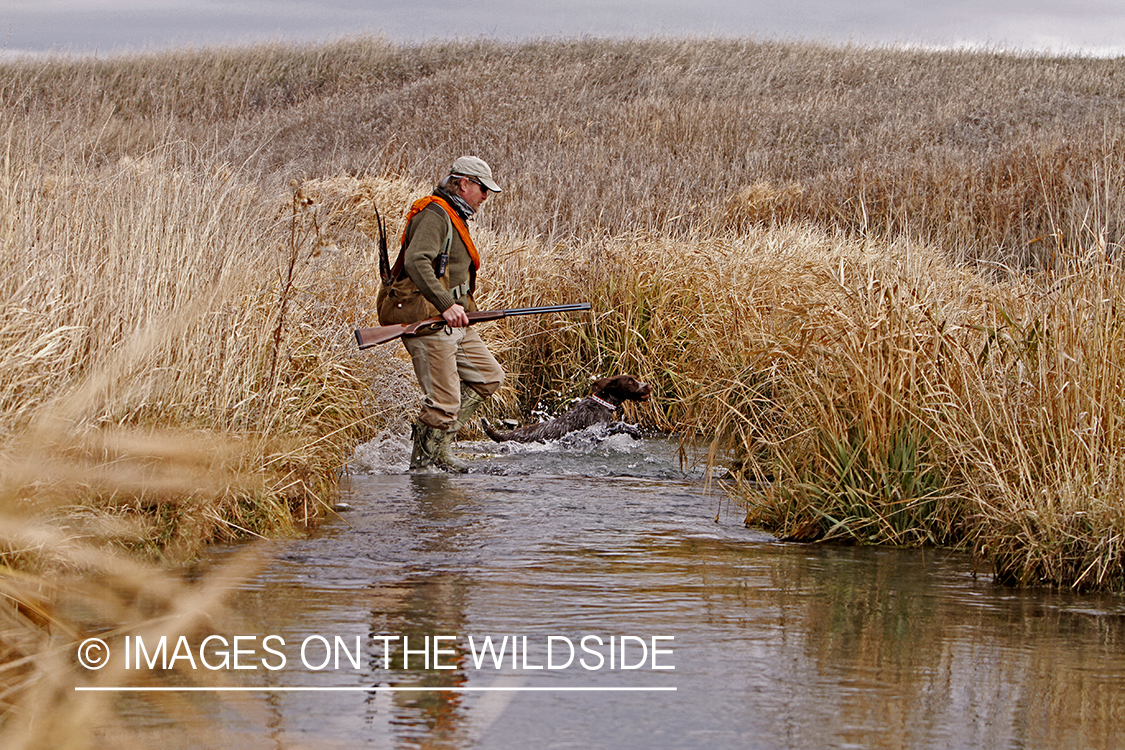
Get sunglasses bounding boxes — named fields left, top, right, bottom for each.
left=455, top=174, right=489, bottom=193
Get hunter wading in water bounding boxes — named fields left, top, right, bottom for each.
left=378, top=156, right=504, bottom=471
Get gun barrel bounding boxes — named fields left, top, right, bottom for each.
left=501, top=303, right=592, bottom=316
left=354, top=303, right=591, bottom=350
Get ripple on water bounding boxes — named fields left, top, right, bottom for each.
left=179, top=433, right=1125, bottom=750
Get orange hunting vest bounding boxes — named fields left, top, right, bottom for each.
left=391, top=195, right=480, bottom=279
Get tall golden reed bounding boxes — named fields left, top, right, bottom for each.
left=481, top=225, right=1125, bottom=591
left=2, top=34, right=1125, bottom=746
left=0, top=106, right=383, bottom=744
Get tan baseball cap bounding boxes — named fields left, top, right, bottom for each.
left=450, top=155, right=502, bottom=192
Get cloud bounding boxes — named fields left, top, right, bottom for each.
left=2, top=0, right=1123, bottom=56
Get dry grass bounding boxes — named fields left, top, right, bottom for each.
left=0, top=109, right=387, bottom=743
left=0, top=150, right=380, bottom=535
left=2, top=34, right=1125, bottom=746
left=0, top=531, right=267, bottom=749
left=5, top=36, right=1121, bottom=261
left=483, top=225, right=1125, bottom=591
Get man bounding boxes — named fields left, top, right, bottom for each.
left=377, top=156, right=505, bottom=471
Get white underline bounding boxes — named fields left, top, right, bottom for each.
left=75, top=686, right=677, bottom=693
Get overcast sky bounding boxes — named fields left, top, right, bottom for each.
left=3, top=0, right=1124, bottom=57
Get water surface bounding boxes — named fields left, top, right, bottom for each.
left=153, top=431, right=1125, bottom=749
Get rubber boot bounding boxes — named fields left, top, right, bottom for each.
left=410, top=422, right=451, bottom=471
left=449, top=384, right=488, bottom=434
left=437, top=385, right=489, bottom=473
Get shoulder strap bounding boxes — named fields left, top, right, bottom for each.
left=433, top=211, right=454, bottom=278
left=389, top=197, right=470, bottom=280
left=387, top=197, right=480, bottom=297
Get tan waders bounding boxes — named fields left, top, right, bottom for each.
left=403, top=325, right=503, bottom=473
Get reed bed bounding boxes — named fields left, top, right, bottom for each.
left=483, top=227, right=1125, bottom=590
left=0, top=151, right=382, bottom=545
left=0, top=125, right=387, bottom=744
left=5, top=37, right=1122, bottom=262
left=2, top=34, right=1125, bottom=746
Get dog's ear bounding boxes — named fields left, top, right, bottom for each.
left=591, top=377, right=614, bottom=395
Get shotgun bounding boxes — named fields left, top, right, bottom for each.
left=354, top=303, right=591, bottom=349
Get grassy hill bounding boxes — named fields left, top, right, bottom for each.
left=2, top=35, right=1125, bottom=742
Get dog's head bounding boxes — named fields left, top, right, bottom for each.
left=590, top=375, right=652, bottom=405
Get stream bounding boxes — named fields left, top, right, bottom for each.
left=128, top=428, right=1125, bottom=749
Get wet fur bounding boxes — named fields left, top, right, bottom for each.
left=481, top=375, right=652, bottom=443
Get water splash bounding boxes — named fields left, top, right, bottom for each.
left=348, top=429, right=412, bottom=475
left=348, top=424, right=708, bottom=481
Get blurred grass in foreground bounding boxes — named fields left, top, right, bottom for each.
left=2, top=35, right=1125, bottom=746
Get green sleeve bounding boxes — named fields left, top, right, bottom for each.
left=403, top=207, right=456, bottom=313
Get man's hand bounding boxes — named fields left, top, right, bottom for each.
left=442, top=303, right=470, bottom=328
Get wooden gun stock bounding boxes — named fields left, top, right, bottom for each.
left=354, top=303, right=591, bottom=349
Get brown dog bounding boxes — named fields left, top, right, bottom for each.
left=481, top=375, right=652, bottom=443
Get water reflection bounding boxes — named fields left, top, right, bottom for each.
left=143, top=437, right=1125, bottom=749
left=367, top=474, right=473, bottom=749
left=762, top=546, right=1125, bottom=750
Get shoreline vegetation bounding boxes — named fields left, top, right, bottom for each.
left=1, top=35, right=1124, bottom=742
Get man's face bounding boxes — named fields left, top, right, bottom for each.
left=459, top=177, right=490, bottom=212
